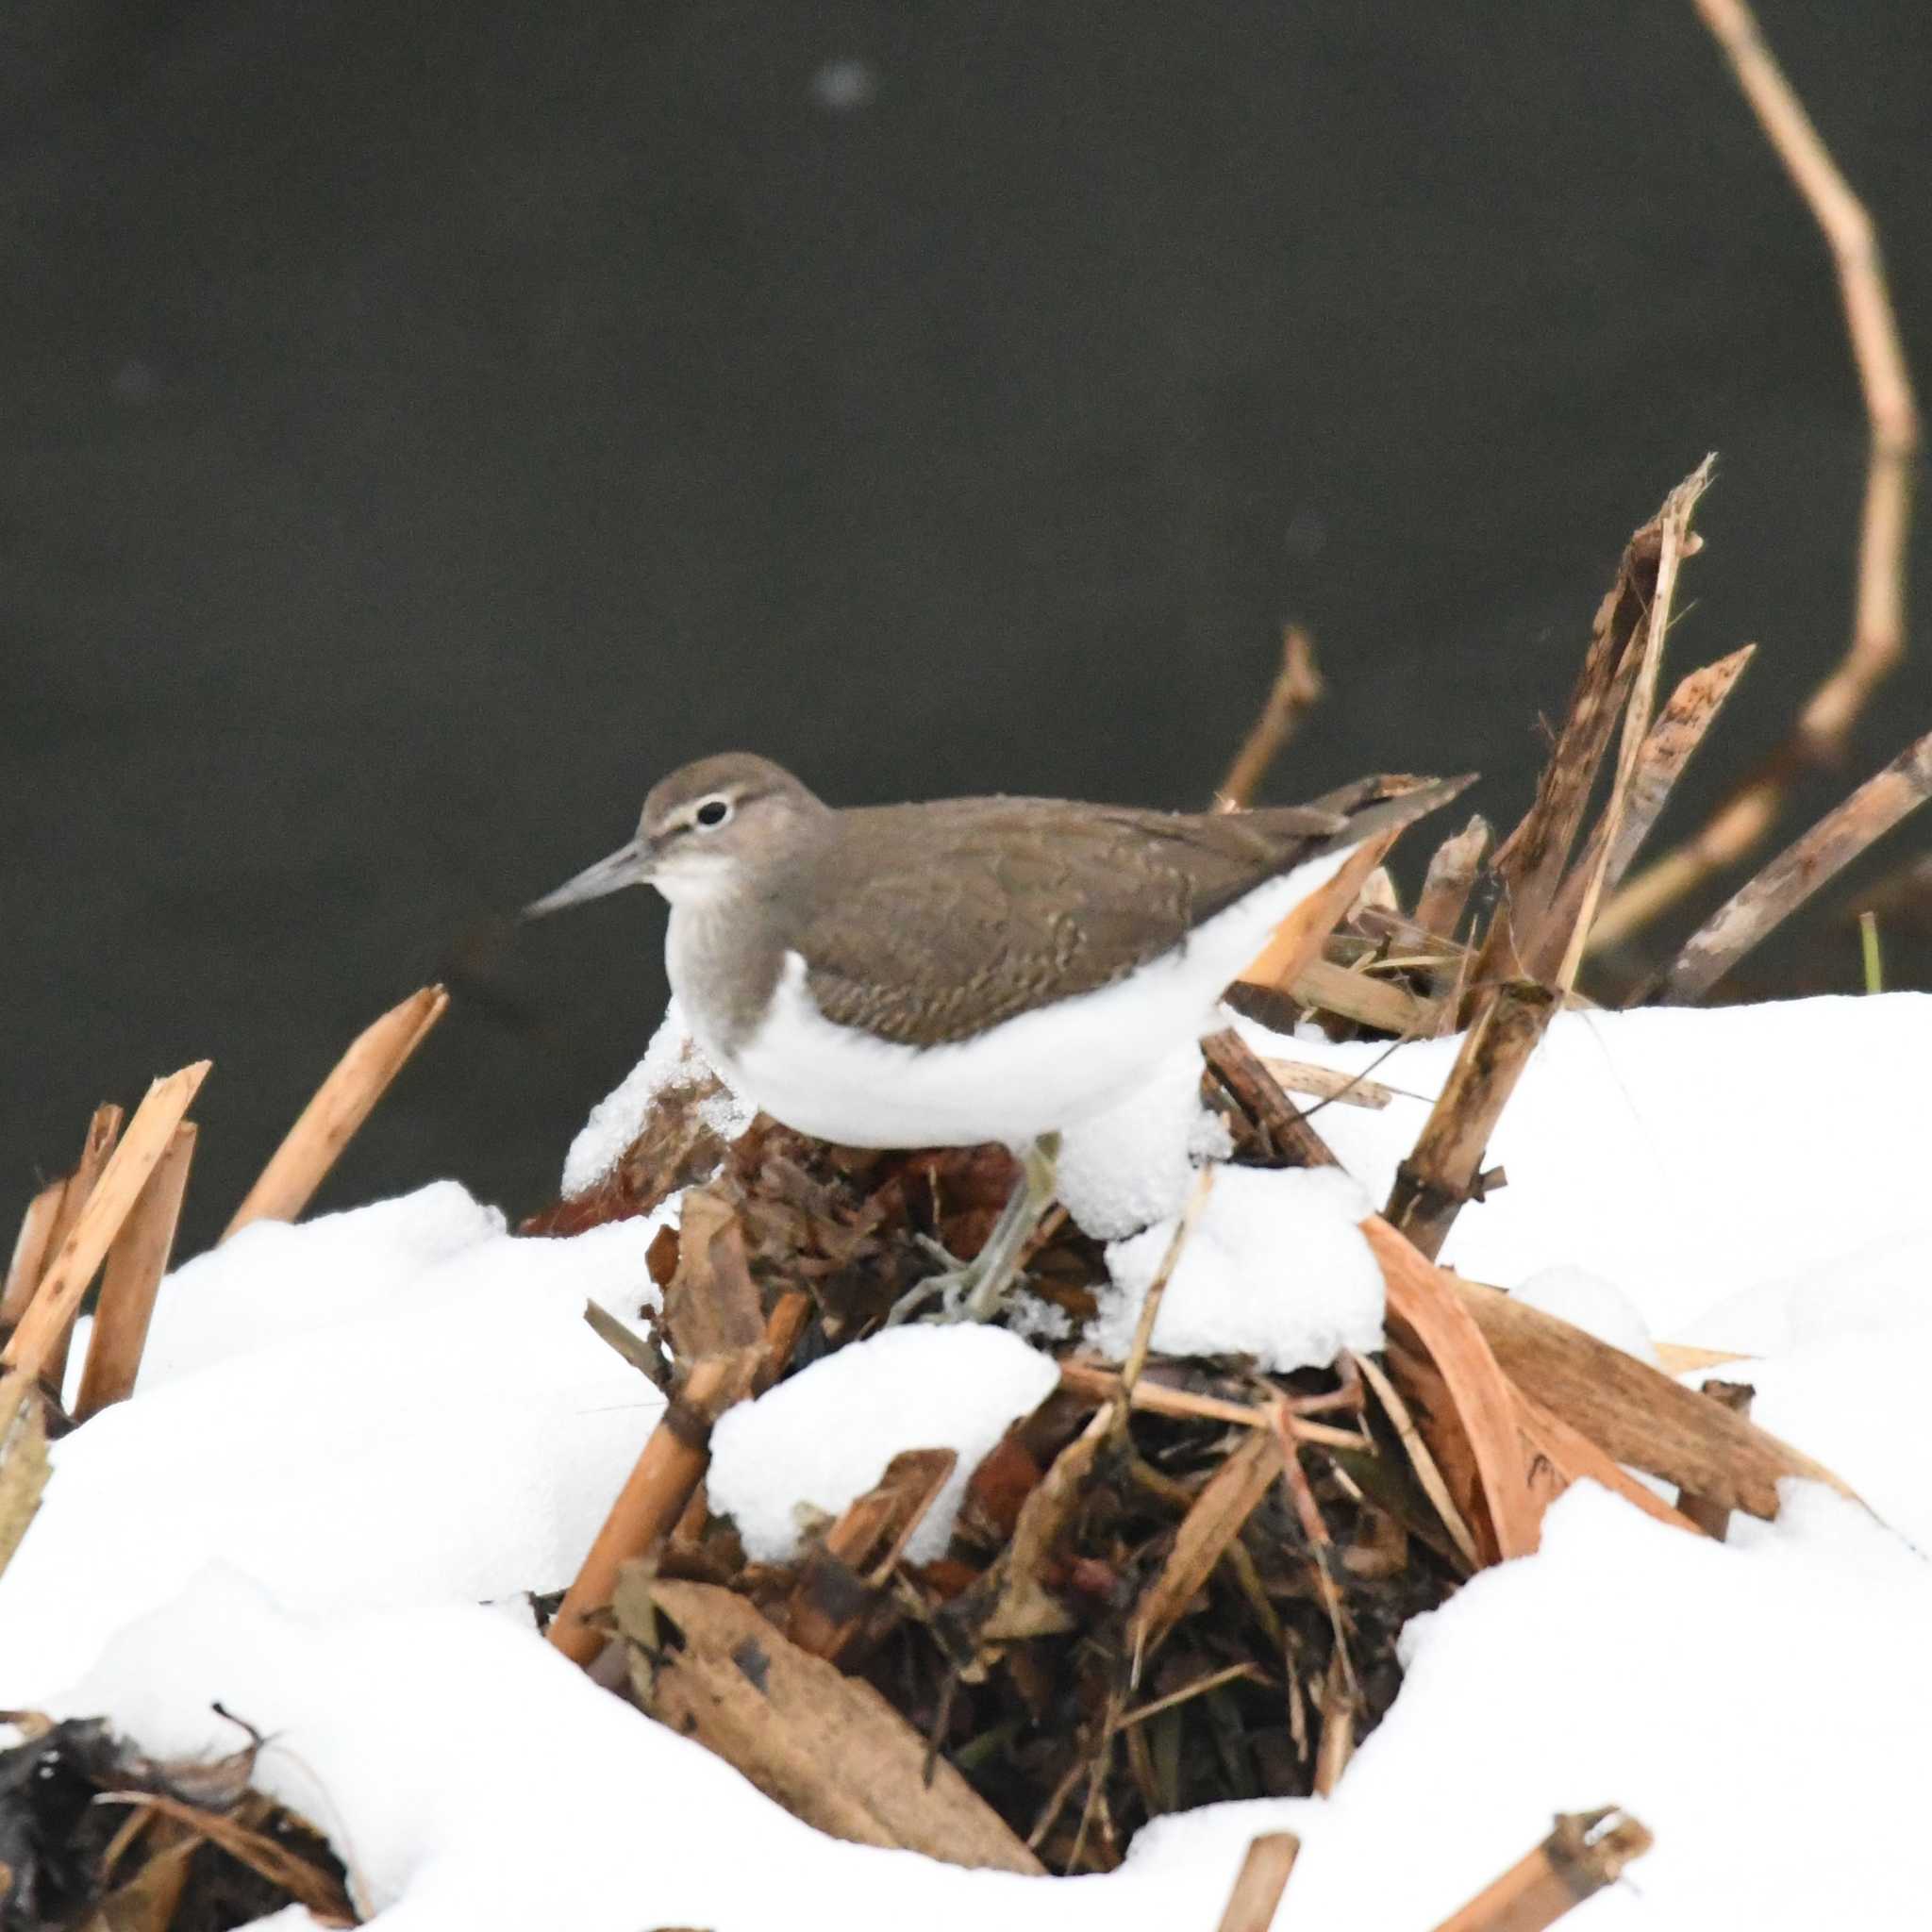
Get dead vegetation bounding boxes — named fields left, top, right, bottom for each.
left=0, top=5, right=1919, bottom=1924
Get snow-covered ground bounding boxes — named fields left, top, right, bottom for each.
left=4, top=991, right=1930, bottom=1929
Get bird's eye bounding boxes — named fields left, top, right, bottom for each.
left=693, top=796, right=732, bottom=829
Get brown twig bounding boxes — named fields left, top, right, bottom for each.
left=1430, top=1807, right=1653, bottom=1932
left=1119, top=1165, right=1215, bottom=1402
left=3, top=1068, right=210, bottom=1386
left=1597, top=0, right=1920, bottom=947
left=73, top=1122, right=198, bottom=1421
left=1659, top=728, right=1932, bottom=1001
left=1217, top=625, right=1324, bottom=809
left=225, top=985, right=448, bottom=1239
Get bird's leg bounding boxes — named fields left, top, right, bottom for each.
left=886, top=1134, right=1060, bottom=1325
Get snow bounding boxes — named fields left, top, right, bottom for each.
left=1235, top=992, right=1932, bottom=1339
left=708, top=1325, right=1060, bottom=1562
left=1091, top=1164, right=1382, bottom=1372
left=1054, top=1043, right=1231, bottom=1241
left=6, top=990, right=1932, bottom=1928
left=560, top=998, right=754, bottom=1196
left=0, top=1187, right=664, bottom=1702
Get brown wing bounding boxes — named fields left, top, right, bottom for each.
left=796, top=797, right=1338, bottom=1046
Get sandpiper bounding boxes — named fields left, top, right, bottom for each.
left=526, top=753, right=1464, bottom=1317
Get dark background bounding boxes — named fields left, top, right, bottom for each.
left=7, top=2, right=1928, bottom=1250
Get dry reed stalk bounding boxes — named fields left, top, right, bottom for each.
left=39, top=1104, right=131, bottom=1395
left=3, top=1069, right=209, bottom=1386
left=1673, top=1379, right=1757, bottom=1539
left=1653, top=1341, right=1752, bottom=1376
left=1414, top=815, right=1492, bottom=941
left=1, top=1104, right=124, bottom=1377
left=1548, top=644, right=1757, bottom=969
left=73, top=1123, right=198, bottom=1421
left=1, top=1182, right=68, bottom=1333
left=1211, top=1831, right=1301, bottom=1932
left=1659, top=728, right=1932, bottom=1001
left=1551, top=460, right=1715, bottom=991
left=1218, top=625, right=1324, bottom=809
left=547, top=1291, right=809, bottom=1667
left=0, top=1372, right=52, bottom=1579
left=1239, top=829, right=1400, bottom=993
left=1596, top=0, right=1920, bottom=948
left=1430, top=1807, right=1653, bottom=1932
left=1363, top=1218, right=1541, bottom=1563
left=1474, top=478, right=1692, bottom=994
left=224, top=985, right=448, bottom=1239
left=1291, top=954, right=1436, bottom=1035
left=1310, top=1649, right=1356, bottom=1796
left=1385, top=982, right=1557, bottom=1261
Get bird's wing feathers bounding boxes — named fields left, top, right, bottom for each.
left=797, top=799, right=1334, bottom=1045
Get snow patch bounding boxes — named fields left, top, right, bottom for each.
left=1092, top=1164, right=1380, bottom=1372
left=708, top=1325, right=1059, bottom=1562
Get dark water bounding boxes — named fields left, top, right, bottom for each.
left=6, top=2, right=1928, bottom=1250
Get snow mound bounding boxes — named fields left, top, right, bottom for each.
left=1513, top=1264, right=1658, bottom=1366
left=708, top=1325, right=1059, bottom=1562
left=0, top=1190, right=663, bottom=1704
left=1092, top=1164, right=1380, bottom=1372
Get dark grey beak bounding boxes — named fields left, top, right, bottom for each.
left=522, top=841, right=650, bottom=920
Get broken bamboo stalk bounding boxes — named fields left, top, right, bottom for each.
left=1550, top=458, right=1713, bottom=991
left=1659, top=728, right=1932, bottom=1002
left=73, top=1122, right=198, bottom=1421
left=1385, top=982, right=1557, bottom=1261
left=548, top=1291, right=809, bottom=1667
left=1414, top=814, right=1491, bottom=941
left=1213, top=1831, right=1302, bottom=1932
left=224, top=985, right=448, bottom=1239
left=1431, top=1807, right=1653, bottom=1932
left=1, top=1182, right=68, bottom=1334
left=3, top=1068, right=209, bottom=1387
left=1240, top=829, right=1401, bottom=994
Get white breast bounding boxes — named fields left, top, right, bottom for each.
left=691, top=847, right=1350, bottom=1151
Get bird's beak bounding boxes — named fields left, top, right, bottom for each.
left=521, top=841, right=651, bottom=920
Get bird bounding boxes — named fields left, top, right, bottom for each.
left=525, top=752, right=1465, bottom=1319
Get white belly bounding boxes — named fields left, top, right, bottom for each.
left=694, top=848, right=1349, bottom=1150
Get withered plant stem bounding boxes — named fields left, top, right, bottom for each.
left=74, top=1122, right=197, bottom=1421
left=1385, top=982, right=1557, bottom=1261
left=1599, top=0, right=1919, bottom=944
left=1217, top=625, right=1324, bottom=809
left=3, top=1068, right=209, bottom=1387
left=1212, top=1831, right=1302, bottom=1932
left=1659, top=729, right=1932, bottom=1001
left=225, top=985, right=448, bottom=1239
left=1430, top=1807, right=1653, bottom=1932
